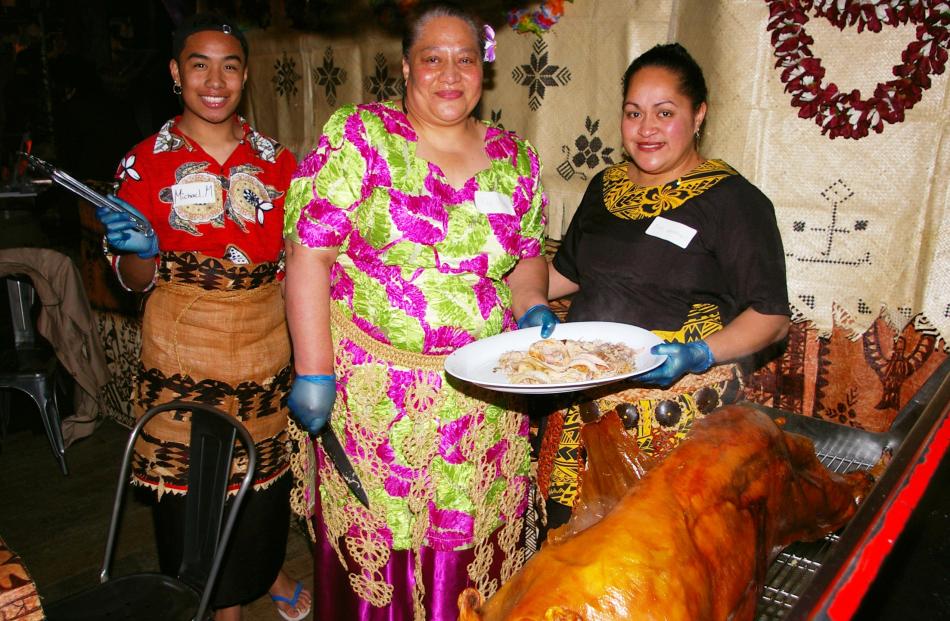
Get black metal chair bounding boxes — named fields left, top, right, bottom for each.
left=0, top=276, right=67, bottom=474
left=43, top=401, right=257, bottom=621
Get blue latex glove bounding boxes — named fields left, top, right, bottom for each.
left=288, top=374, right=336, bottom=434
left=635, top=341, right=715, bottom=387
left=517, top=304, right=559, bottom=338
left=96, top=195, right=158, bottom=258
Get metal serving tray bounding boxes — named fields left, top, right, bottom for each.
left=752, top=358, right=950, bottom=620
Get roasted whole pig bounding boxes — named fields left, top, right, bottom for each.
left=459, top=404, right=879, bottom=621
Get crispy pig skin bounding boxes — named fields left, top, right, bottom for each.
left=459, top=404, right=876, bottom=621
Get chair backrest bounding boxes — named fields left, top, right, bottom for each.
left=4, top=276, right=38, bottom=348
left=99, top=401, right=257, bottom=621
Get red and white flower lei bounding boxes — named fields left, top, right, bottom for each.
left=765, top=0, right=950, bottom=139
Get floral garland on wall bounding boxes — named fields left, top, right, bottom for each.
left=508, top=0, right=575, bottom=35
left=765, top=0, right=950, bottom=139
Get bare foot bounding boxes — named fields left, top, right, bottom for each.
left=269, top=569, right=312, bottom=620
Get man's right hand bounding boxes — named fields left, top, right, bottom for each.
left=97, top=195, right=158, bottom=258
left=288, top=374, right=336, bottom=435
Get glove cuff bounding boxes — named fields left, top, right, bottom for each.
left=518, top=304, right=549, bottom=324
left=690, top=340, right=715, bottom=373
left=522, top=304, right=548, bottom=315
left=297, top=374, right=336, bottom=383
left=135, top=234, right=159, bottom=259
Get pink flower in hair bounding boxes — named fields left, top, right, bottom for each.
left=482, top=24, right=496, bottom=63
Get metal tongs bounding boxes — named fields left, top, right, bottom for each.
left=18, top=152, right=154, bottom=237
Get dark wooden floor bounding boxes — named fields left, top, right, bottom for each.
left=0, top=405, right=314, bottom=620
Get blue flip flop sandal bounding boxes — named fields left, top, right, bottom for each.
left=269, top=580, right=311, bottom=621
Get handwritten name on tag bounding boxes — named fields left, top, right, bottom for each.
left=645, top=216, right=697, bottom=249
left=172, top=182, right=216, bottom=207
left=474, top=191, right=515, bottom=216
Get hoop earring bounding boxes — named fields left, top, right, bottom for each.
left=173, top=82, right=182, bottom=95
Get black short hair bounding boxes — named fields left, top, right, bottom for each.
left=622, top=43, right=707, bottom=110
left=401, top=2, right=484, bottom=60
left=171, top=13, right=249, bottom=63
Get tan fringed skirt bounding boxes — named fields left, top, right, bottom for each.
left=130, top=252, right=293, bottom=497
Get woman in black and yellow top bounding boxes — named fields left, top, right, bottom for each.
left=540, top=43, right=790, bottom=529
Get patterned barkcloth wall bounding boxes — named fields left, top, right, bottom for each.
left=242, top=1, right=948, bottom=432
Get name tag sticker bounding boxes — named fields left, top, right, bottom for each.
left=172, top=181, right=216, bottom=207
left=474, top=191, right=515, bottom=216
left=645, top=216, right=697, bottom=249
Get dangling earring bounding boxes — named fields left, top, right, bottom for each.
left=173, top=82, right=182, bottom=95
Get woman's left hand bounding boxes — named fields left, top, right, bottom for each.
left=288, top=374, right=336, bottom=434
left=636, top=341, right=714, bottom=387
left=517, top=304, right=559, bottom=338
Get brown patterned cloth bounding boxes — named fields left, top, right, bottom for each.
left=131, top=251, right=293, bottom=497
left=94, top=311, right=141, bottom=429
left=0, top=537, right=44, bottom=621
left=745, top=311, right=947, bottom=433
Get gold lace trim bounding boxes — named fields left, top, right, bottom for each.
left=603, top=159, right=737, bottom=220
left=290, top=305, right=528, bottom=618
left=330, top=302, right=448, bottom=370
left=288, top=418, right=317, bottom=541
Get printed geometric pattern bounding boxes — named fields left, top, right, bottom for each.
left=158, top=252, right=280, bottom=290
left=556, top=117, right=617, bottom=182
left=365, top=52, right=401, bottom=102
left=312, top=46, right=347, bottom=107
left=272, top=51, right=301, bottom=97
left=652, top=303, right=724, bottom=344
left=512, top=38, right=571, bottom=111
left=744, top=313, right=947, bottom=432
left=132, top=362, right=293, bottom=492
left=94, top=311, right=141, bottom=429
left=604, top=160, right=738, bottom=220
left=785, top=179, right=871, bottom=267
left=743, top=321, right=809, bottom=415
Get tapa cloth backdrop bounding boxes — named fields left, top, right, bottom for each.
left=243, top=0, right=949, bottom=344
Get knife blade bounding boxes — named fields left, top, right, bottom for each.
left=319, top=425, right=370, bottom=508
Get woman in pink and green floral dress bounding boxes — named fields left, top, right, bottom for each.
left=282, top=5, right=558, bottom=621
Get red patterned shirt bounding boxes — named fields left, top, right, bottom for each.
left=114, top=116, right=296, bottom=264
